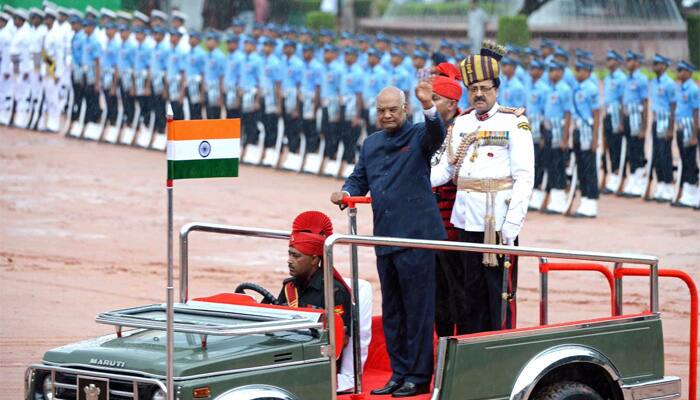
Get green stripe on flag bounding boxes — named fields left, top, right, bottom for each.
left=168, top=158, right=239, bottom=180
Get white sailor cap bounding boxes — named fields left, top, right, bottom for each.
left=29, top=7, right=44, bottom=17
left=84, top=5, right=99, bottom=18
left=67, top=8, right=81, bottom=18
left=150, top=9, right=167, bottom=21
left=44, top=7, right=58, bottom=19
left=2, top=5, right=15, bottom=14
left=132, top=10, right=148, bottom=23
left=42, top=1, right=57, bottom=8
left=56, top=6, right=69, bottom=16
left=14, top=8, right=29, bottom=20
left=172, top=10, right=187, bottom=21
left=0, top=12, right=9, bottom=21
left=116, top=10, right=131, bottom=20
left=100, top=8, right=116, bottom=19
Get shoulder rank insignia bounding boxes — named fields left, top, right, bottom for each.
left=498, top=106, right=526, bottom=117
left=459, top=107, right=475, bottom=116
left=517, top=122, right=531, bottom=131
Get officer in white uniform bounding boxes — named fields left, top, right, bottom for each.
left=0, top=11, right=14, bottom=125
left=40, top=7, right=65, bottom=132
left=10, top=9, right=34, bottom=128
left=28, top=8, right=48, bottom=130
left=431, top=41, right=534, bottom=332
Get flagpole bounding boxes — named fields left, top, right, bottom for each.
left=165, top=105, right=175, bottom=400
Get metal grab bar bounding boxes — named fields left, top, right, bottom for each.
left=615, top=268, right=697, bottom=400
left=539, top=261, right=616, bottom=325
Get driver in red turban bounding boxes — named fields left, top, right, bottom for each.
left=277, top=211, right=353, bottom=348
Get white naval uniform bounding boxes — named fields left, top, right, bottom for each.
left=0, top=22, right=15, bottom=124
left=29, top=23, right=48, bottom=128
left=10, top=21, right=34, bottom=128
left=42, top=22, right=66, bottom=131
left=431, top=102, right=535, bottom=241
left=59, top=21, right=73, bottom=110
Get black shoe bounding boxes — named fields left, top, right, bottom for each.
left=371, top=379, right=404, bottom=395
left=392, top=382, right=430, bottom=397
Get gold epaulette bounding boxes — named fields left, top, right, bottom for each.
left=498, top=106, right=526, bottom=117
left=459, top=107, right=475, bottom=116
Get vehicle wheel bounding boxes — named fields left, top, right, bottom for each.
left=234, top=282, right=279, bottom=305
left=534, top=381, right=603, bottom=400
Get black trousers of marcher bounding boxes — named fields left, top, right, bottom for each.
left=543, top=132, right=567, bottom=190
left=71, top=81, right=84, bottom=121
left=283, top=101, right=302, bottom=153
left=302, top=118, right=319, bottom=153
left=604, top=114, right=624, bottom=174
left=339, top=106, right=362, bottom=163
left=152, top=93, right=166, bottom=132
left=170, top=100, right=184, bottom=121
left=624, top=115, right=646, bottom=171
left=242, top=111, right=260, bottom=146
left=206, top=102, right=222, bottom=120
left=376, top=248, right=435, bottom=385
left=435, top=249, right=468, bottom=337
left=573, top=134, right=599, bottom=199
left=534, top=141, right=547, bottom=188
left=261, top=103, right=279, bottom=149
left=322, top=107, right=340, bottom=158
left=103, top=89, right=118, bottom=125
left=120, top=85, right=135, bottom=126
left=652, top=123, right=673, bottom=184
left=677, top=133, right=699, bottom=185
left=457, top=230, right=518, bottom=333
left=188, top=95, right=202, bottom=120
left=136, top=95, right=151, bottom=126
left=225, top=106, right=240, bottom=120
left=84, top=84, right=101, bottom=123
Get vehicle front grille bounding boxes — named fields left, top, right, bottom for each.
left=37, top=370, right=161, bottom=400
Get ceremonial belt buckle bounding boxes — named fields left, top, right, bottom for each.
left=457, top=177, right=514, bottom=193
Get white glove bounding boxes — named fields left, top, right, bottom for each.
left=501, top=221, right=520, bottom=246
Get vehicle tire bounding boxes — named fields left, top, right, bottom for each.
left=534, top=381, right=604, bottom=400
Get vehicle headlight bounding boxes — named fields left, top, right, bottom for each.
left=41, top=375, right=54, bottom=400
left=151, top=389, right=166, bottom=400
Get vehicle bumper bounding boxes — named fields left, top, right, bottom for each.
left=621, top=376, right=681, bottom=400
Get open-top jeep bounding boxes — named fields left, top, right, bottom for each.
left=25, top=216, right=691, bottom=400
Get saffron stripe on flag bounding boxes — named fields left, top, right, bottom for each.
left=167, top=158, right=239, bottom=180
left=168, top=119, right=241, bottom=141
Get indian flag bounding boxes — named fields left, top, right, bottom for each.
left=167, top=119, right=240, bottom=180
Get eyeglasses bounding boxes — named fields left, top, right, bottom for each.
left=468, top=85, right=495, bottom=94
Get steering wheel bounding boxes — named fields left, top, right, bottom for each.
left=234, top=282, right=279, bottom=305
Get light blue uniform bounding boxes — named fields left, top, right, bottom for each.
left=260, top=53, right=282, bottom=113
left=622, top=70, right=649, bottom=135
left=340, top=61, right=364, bottom=122
left=165, top=43, right=187, bottom=101
left=101, top=36, right=120, bottom=89
left=562, top=67, right=577, bottom=89
left=526, top=78, right=551, bottom=142
left=238, top=51, right=263, bottom=112
left=71, top=31, right=86, bottom=83
left=81, top=32, right=102, bottom=86
left=544, top=80, right=573, bottom=147
left=184, top=45, right=206, bottom=104
left=149, top=40, right=169, bottom=96
left=280, top=54, right=304, bottom=113
left=203, top=48, right=226, bottom=105
left=300, top=57, right=322, bottom=120
left=650, top=73, right=676, bottom=138
left=132, top=41, right=154, bottom=96
left=362, top=64, right=388, bottom=126
left=224, top=50, right=244, bottom=109
left=385, top=63, right=411, bottom=94
left=117, top=39, right=135, bottom=92
left=603, top=68, right=626, bottom=130
left=675, top=79, right=699, bottom=145
left=320, top=60, right=343, bottom=122
left=499, top=74, right=527, bottom=108
left=572, top=78, right=600, bottom=150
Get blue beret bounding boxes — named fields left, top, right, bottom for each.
left=262, top=36, right=275, bottom=46
left=206, top=30, right=220, bottom=41
left=393, top=37, right=406, bottom=46
left=506, top=44, right=520, bottom=54
left=677, top=60, right=696, bottom=72
left=575, top=59, right=594, bottom=71
left=69, top=15, right=82, bottom=24
left=225, top=33, right=238, bottom=42
left=529, top=59, right=545, bottom=69
left=341, top=31, right=353, bottom=40
left=82, top=18, right=96, bottom=27
left=554, top=46, right=569, bottom=60
left=415, top=38, right=428, bottom=48
left=302, top=43, right=315, bottom=52
left=117, top=23, right=129, bottom=31
left=412, top=50, right=428, bottom=60
left=606, top=50, right=624, bottom=62
left=390, top=48, right=404, bottom=58
left=540, top=39, right=555, bottom=49
left=439, top=38, right=450, bottom=48
left=375, top=32, right=388, bottom=42
left=344, top=46, right=358, bottom=55
left=652, top=53, right=671, bottom=65
left=283, top=39, right=296, bottom=48
left=548, top=59, right=565, bottom=70
left=104, top=21, right=117, bottom=30
left=323, top=43, right=338, bottom=53
left=625, top=50, right=644, bottom=62
left=357, top=34, right=369, bottom=43
left=241, top=35, right=254, bottom=44
left=575, top=49, right=592, bottom=59
left=501, top=56, right=517, bottom=65
left=367, top=48, right=381, bottom=58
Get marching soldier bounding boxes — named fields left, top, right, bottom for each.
left=184, top=32, right=206, bottom=120
left=298, top=44, right=322, bottom=160
left=543, top=59, right=573, bottom=214
left=27, top=8, right=47, bottom=130
left=280, top=40, right=304, bottom=168
left=10, top=9, right=34, bottom=128
left=223, top=33, right=242, bottom=120
left=553, top=46, right=577, bottom=89
left=150, top=26, right=169, bottom=132
left=40, top=7, right=65, bottom=132
left=499, top=56, right=527, bottom=108
left=132, top=26, right=153, bottom=128
left=602, top=50, right=627, bottom=193
left=338, top=46, right=364, bottom=172
left=361, top=48, right=388, bottom=132
left=238, top=35, right=263, bottom=147
left=673, top=61, right=700, bottom=208
left=620, top=51, right=650, bottom=197
left=203, top=31, right=225, bottom=120
left=385, top=49, right=411, bottom=105
left=431, top=41, right=534, bottom=332
left=101, top=22, right=120, bottom=133
left=260, top=37, right=283, bottom=160
left=649, top=54, right=676, bottom=202
left=117, top=24, right=136, bottom=129
left=0, top=12, right=12, bottom=126
left=165, top=29, right=186, bottom=121
left=526, top=59, right=551, bottom=210
left=319, top=44, right=343, bottom=163
left=80, top=18, right=102, bottom=132
left=570, top=59, right=601, bottom=217
left=171, top=10, right=189, bottom=51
